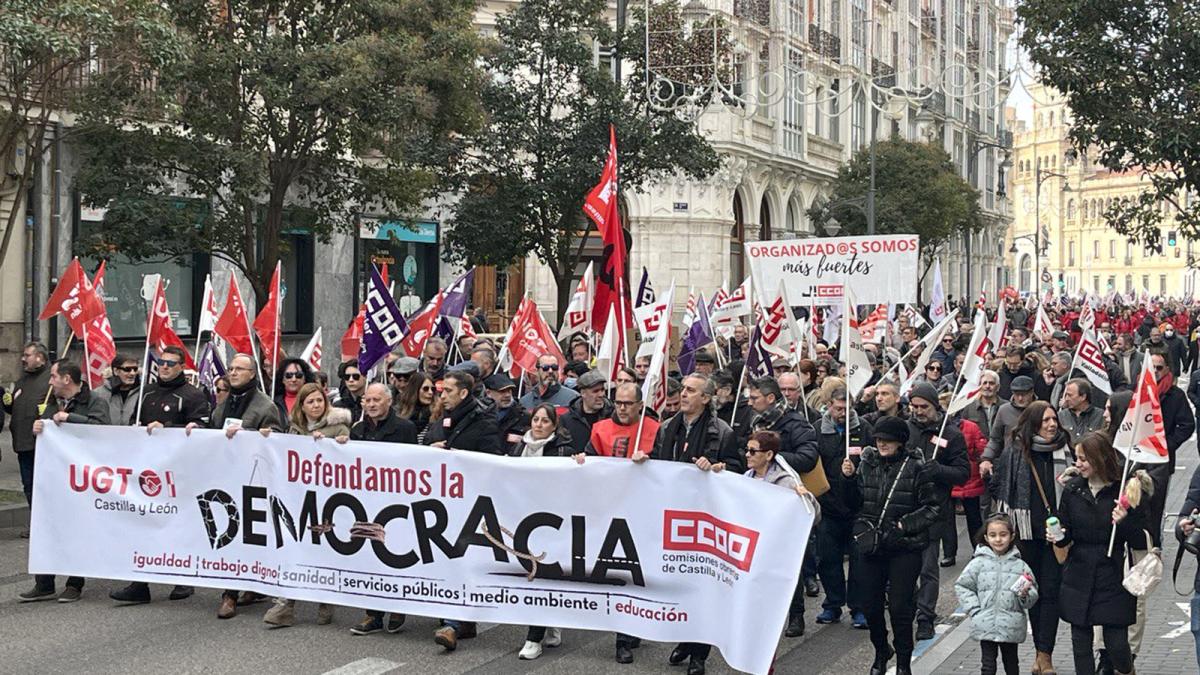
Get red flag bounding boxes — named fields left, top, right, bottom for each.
left=341, top=305, right=365, bottom=361
left=380, top=263, right=390, bottom=288
left=585, top=125, right=631, bottom=334
left=1114, top=357, right=1169, bottom=463
left=401, top=292, right=443, bottom=358
left=146, top=278, right=196, bottom=369
left=253, top=263, right=282, bottom=367
left=39, top=258, right=106, bottom=334
left=504, top=297, right=565, bottom=376
left=214, top=277, right=254, bottom=355
left=83, top=262, right=117, bottom=389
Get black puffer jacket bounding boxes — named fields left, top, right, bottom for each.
left=424, top=397, right=502, bottom=454
left=139, top=376, right=211, bottom=427
left=560, top=397, right=614, bottom=455
left=751, top=405, right=820, bottom=474
left=815, top=409, right=874, bottom=521
left=1160, top=385, right=1195, bottom=474
left=1056, top=475, right=1147, bottom=627
left=716, top=399, right=754, bottom=449
left=844, top=445, right=941, bottom=553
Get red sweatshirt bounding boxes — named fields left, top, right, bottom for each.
left=588, top=416, right=661, bottom=458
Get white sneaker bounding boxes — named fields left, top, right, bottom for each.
left=518, top=640, right=543, bottom=660
left=544, top=628, right=562, bottom=647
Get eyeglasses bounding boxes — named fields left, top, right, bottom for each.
left=539, top=364, right=559, bottom=372
left=1153, top=365, right=1166, bottom=372
left=344, top=373, right=362, bottom=380
left=283, top=371, right=306, bottom=380
left=227, top=366, right=252, bottom=373
left=614, top=400, right=638, bottom=407
left=157, top=359, right=181, bottom=368
left=926, top=365, right=941, bottom=371
left=116, top=366, right=139, bottom=373
left=746, top=447, right=767, bottom=455
left=215, top=387, right=229, bottom=394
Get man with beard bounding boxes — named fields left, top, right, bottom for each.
left=519, top=354, right=579, bottom=408
left=905, top=382, right=969, bottom=642
left=649, top=373, right=741, bottom=674
left=93, top=353, right=143, bottom=425
left=109, top=345, right=210, bottom=605
left=814, top=388, right=873, bottom=629
left=863, top=379, right=907, bottom=427
left=23, top=360, right=108, bottom=602
left=186, top=353, right=283, bottom=618
left=560, top=370, right=612, bottom=454
left=4, top=342, right=51, bottom=511
left=587, top=382, right=660, bottom=458
left=996, top=345, right=1037, bottom=401
left=483, top=373, right=528, bottom=454
left=746, top=376, right=819, bottom=637
left=425, top=371, right=501, bottom=651
left=1115, top=333, right=1144, bottom=384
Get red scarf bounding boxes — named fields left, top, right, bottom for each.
left=1156, top=369, right=1175, bottom=398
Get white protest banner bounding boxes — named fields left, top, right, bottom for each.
left=31, top=424, right=810, bottom=675
left=745, top=234, right=919, bottom=306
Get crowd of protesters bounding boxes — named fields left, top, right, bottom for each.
left=7, top=295, right=1200, bottom=675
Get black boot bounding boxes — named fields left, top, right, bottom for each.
left=686, top=657, right=706, bottom=675
left=784, top=613, right=805, bottom=637
left=869, top=646, right=894, bottom=675
left=1097, top=649, right=1115, bottom=675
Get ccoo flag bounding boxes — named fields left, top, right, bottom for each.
left=359, top=265, right=410, bottom=372
left=1114, top=356, right=1169, bottom=464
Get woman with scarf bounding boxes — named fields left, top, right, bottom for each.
left=992, top=400, right=1072, bottom=675
left=260, top=383, right=351, bottom=628
left=1053, top=432, right=1147, bottom=675
left=396, top=372, right=439, bottom=443
left=511, top=404, right=575, bottom=660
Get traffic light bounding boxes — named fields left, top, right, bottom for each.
left=1057, top=273, right=1065, bottom=288
left=1168, top=230, right=1178, bottom=247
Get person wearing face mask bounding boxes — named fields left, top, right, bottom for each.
left=519, top=354, right=579, bottom=408
left=904, top=383, right=969, bottom=641
left=1160, top=324, right=1188, bottom=377
left=992, top=401, right=1073, bottom=675
left=483, top=373, right=529, bottom=454
left=93, top=353, right=144, bottom=425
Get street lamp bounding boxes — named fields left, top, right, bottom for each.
left=1034, top=168, right=1071, bottom=295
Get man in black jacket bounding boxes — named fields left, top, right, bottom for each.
left=483, top=373, right=529, bottom=454
left=814, top=387, right=873, bottom=629
left=1141, top=351, right=1196, bottom=552
left=425, top=371, right=500, bottom=652
left=996, top=345, right=1037, bottom=401
left=1174, top=467, right=1200, bottom=674
left=647, top=373, right=740, bottom=674
left=110, top=345, right=210, bottom=605
left=559, top=371, right=612, bottom=454
left=343, top=382, right=416, bottom=636
left=22, top=360, right=108, bottom=603
left=905, top=383, right=969, bottom=641
left=713, top=370, right=752, bottom=447
left=4, top=342, right=51, bottom=509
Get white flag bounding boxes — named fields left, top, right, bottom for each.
left=300, top=327, right=323, bottom=372
left=198, top=275, right=218, bottom=334
left=759, top=280, right=798, bottom=360
left=1072, top=327, right=1113, bottom=395
left=901, top=303, right=928, bottom=329
left=641, top=286, right=674, bottom=412
left=1078, top=294, right=1096, bottom=332
left=557, top=262, right=594, bottom=341
left=985, top=298, right=1008, bottom=354
left=595, top=306, right=626, bottom=386
left=711, top=277, right=752, bottom=325
left=947, top=310, right=990, bottom=414
left=929, top=258, right=948, bottom=325
left=635, top=282, right=675, bottom=360
left=681, top=287, right=698, bottom=330
left=841, top=288, right=871, bottom=399
left=1113, top=356, right=1169, bottom=464
left=1034, top=302, right=1054, bottom=338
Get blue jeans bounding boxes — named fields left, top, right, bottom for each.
left=817, top=515, right=862, bottom=613
left=1191, top=592, right=1200, bottom=670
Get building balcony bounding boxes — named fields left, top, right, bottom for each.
left=871, top=59, right=896, bottom=88
left=998, top=129, right=1013, bottom=148
left=921, top=10, right=937, bottom=37
left=920, top=89, right=946, bottom=118
left=966, top=38, right=980, bottom=62
left=809, top=25, right=841, bottom=62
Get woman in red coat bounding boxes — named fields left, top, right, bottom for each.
left=940, top=393, right=986, bottom=564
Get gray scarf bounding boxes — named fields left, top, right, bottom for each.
left=996, top=430, right=1070, bottom=540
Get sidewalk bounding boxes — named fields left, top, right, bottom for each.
left=915, top=456, right=1200, bottom=674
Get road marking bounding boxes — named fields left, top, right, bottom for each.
left=321, top=658, right=403, bottom=675
left=1160, top=602, right=1192, bottom=639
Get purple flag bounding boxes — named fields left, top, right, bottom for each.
left=434, top=314, right=457, bottom=344
left=743, top=325, right=775, bottom=380
left=635, top=267, right=655, bottom=308
left=678, top=292, right=715, bottom=375
left=196, top=342, right=226, bottom=407
left=439, top=268, right=475, bottom=319
left=360, top=265, right=410, bottom=372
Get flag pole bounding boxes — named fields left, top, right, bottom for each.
left=729, top=364, right=745, bottom=426
left=41, top=332, right=76, bottom=412
left=133, top=284, right=156, bottom=426
left=239, top=277, right=266, bottom=393
left=81, top=324, right=92, bottom=390
left=194, top=273, right=210, bottom=368
left=270, top=262, right=281, bottom=403
left=1107, top=448, right=1134, bottom=557
left=844, top=292, right=852, bottom=459
left=632, top=398, right=649, bottom=457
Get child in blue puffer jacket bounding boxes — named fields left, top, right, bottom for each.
left=954, top=514, right=1039, bottom=675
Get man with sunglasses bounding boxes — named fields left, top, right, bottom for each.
left=93, top=354, right=144, bottom=425
left=915, top=360, right=952, bottom=394
left=109, top=345, right=209, bottom=605
left=519, top=354, right=578, bottom=409
left=930, top=332, right=958, bottom=374
left=586, top=382, right=659, bottom=459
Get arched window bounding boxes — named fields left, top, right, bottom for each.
left=759, top=195, right=772, bottom=241
left=731, top=193, right=746, bottom=282
left=1019, top=254, right=1032, bottom=293
left=1067, top=199, right=1076, bottom=219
